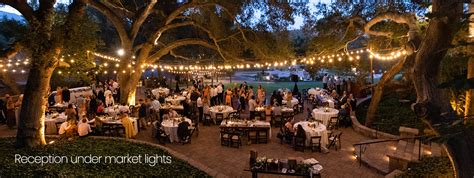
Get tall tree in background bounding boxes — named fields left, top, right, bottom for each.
left=309, top=0, right=472, bottom=176
left=88, top=0, right=299, bottom=104
left=0, top=0, right=88, bottom=148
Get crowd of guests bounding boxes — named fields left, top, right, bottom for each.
left=0, top=94, right=23, bottom=129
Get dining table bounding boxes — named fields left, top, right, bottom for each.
left=152, top=87, right=170, bottom=97
left=44, top=113, right=67, bottom=134
left=281, top=97, right=299, bottom=106
left=312, top=108, right=339, bottom=125
left=220, top=119, right=272, bottom=137
left=165, top=95, right=187, bottom=105
left=97, top=116, right=139, bottom=135
left=209, top=105, right=235, bottom=121
left=161, top=117, right=192, bottom=143
left=294, top=121, right=329, bottom=148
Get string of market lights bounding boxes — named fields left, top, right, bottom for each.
left=0, top=47, right=407, bottom=74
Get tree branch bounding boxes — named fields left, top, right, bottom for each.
left=88, top=0, right=132, bottom=47
left=364, top=12, right=419, bottom=38
left=0, top=41, right=22, bottom=61
left=130, top=0, right=157, bottom=42
left=148, top=39, right=217, bottom=63
left=0, top=0, right=35, bottom=22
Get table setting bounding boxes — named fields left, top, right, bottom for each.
left=209, top=105, right=235, bottom=120
left=293, top=121, right=329, bottom=148
left=151, top=87, right=170, bottom=97
left=44, top=112, right=67, bottom=134
left=161, top=117, right=192, bottom=143
left=312, top=107, right=339, bottom=125
left=165, top=95, right=186, bottom=105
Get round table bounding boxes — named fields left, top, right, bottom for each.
left=44, top=113, right=67, bottom=134
left=294, top=121, right=328, bottom=147
left=165, top=96, right=186, bottom=105
left=152, top=87, right=170, bottom=97
left=161, top=117, right=192, bottom=143
left=282, top=97, right=298, bottom=106
left=320, top=96, right=335, bottom=108
left=312, top=108, right=339, bottom=125
left=209, top=106, right=234, bottom=121
left=308, top=88, right=324, bottom=95
left=104, top=107, right=119, bottom=117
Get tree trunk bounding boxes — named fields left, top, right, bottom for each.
left=118, top=69, right=142, bottom=105
left=15, top=66, right=54, bottom=148
left=464, top=1, right=474, bottom=119
left=465, top=58, right=474, bottom=118
left=365, top=56, right=409, bottom=126
left=0, top=72, right=21, bottom=95
left=410, top=1, right=473, bottom=177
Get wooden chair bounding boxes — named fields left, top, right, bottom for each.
left=215, top=113, right=224, bottom=125
left=203, top=113, right=212, bottom=126
left=220, top=130, right=231, bottom=146
left=329, top=116, right=339, bottom=130
left=248, top=130, right=258, bottom=144
left=294, top=136, right=306, bottom=152
left=328, top=132, right=342, bottom=151
left=230, top=133, right=242, bottom=148
left=258, top=130, right=268, bottom=144
left=272, top=115, right=283, bottom=128
left=309, top=136, right=322, bottom=152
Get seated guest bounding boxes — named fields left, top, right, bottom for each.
left=65, top=104, right=77, bottom=120
left=138, top=99, right=147, bottom=129
left=77, top=118, right=92, bottom=137
left=330, top=90, right=339, bottom=99
left=118, top=103, right=130, bottom=113
left=168, top=109, right=179, bottom=118
left=273, top=103, right=282, bottom=116
left=265, top=105, right=272, bottom=122
left=96, top=101, right=105, bottom=115
left=285, top=118, right=296, bottom=134
left=59, top=120, right=77, bottom=139
left=347, top=94, right=357, bottom=112
left=105, top=93, right=114, bottom=107
left=294, top=124, right=306, bottom=139
left=177, top=118, right=191, bottom=143
left=339, top=104, right=350, bottom=117
left=339, top=91, right=348, bottom=104
left=120, top=112, right=136, bottom=139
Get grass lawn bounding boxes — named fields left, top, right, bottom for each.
left=223, top=81, right=323, bottom=94
left=356, top=93, right=426, bottom=135
left=0, top=137, right=209, bottom=177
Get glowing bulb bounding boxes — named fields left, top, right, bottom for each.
left=103, top=63, right=108, bottom=67
left=117, top=49, right=125, bottom=56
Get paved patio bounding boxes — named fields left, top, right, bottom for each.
left=0, top=96, right=383, bottom=177
left=134, top=103, right=383, bottom=178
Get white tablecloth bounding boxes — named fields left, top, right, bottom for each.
left=161, top=118, right=192, bottom=143
left=100, top=117, right=139, bottom=134
left=282, top=97, right=298, bottom=106
left=294, top=121, right=328, bottom=147
left=152, top=88, right=170, bottom=97
left=165, top=96, right=186, bottom=105
left=255, top=107, right=293, bottom=113
left=320, top=96, right=335, bottom=108
left=308, top=88, right=324, bottom=95
left=312, top=108, right=339, bottom=125
left=44, top=113, right=67, bottom=134
left=104, top=107, right=119, bottom=117
left=209, top=106, right=234, bottom=120
left=221, top=120, right=272, bottom=137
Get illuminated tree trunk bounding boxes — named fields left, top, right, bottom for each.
left=410, top=0, right=474, bottom=177
left=16, top=65, right=54, bottom=147
left=464, top=0, right=474, bottom=119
